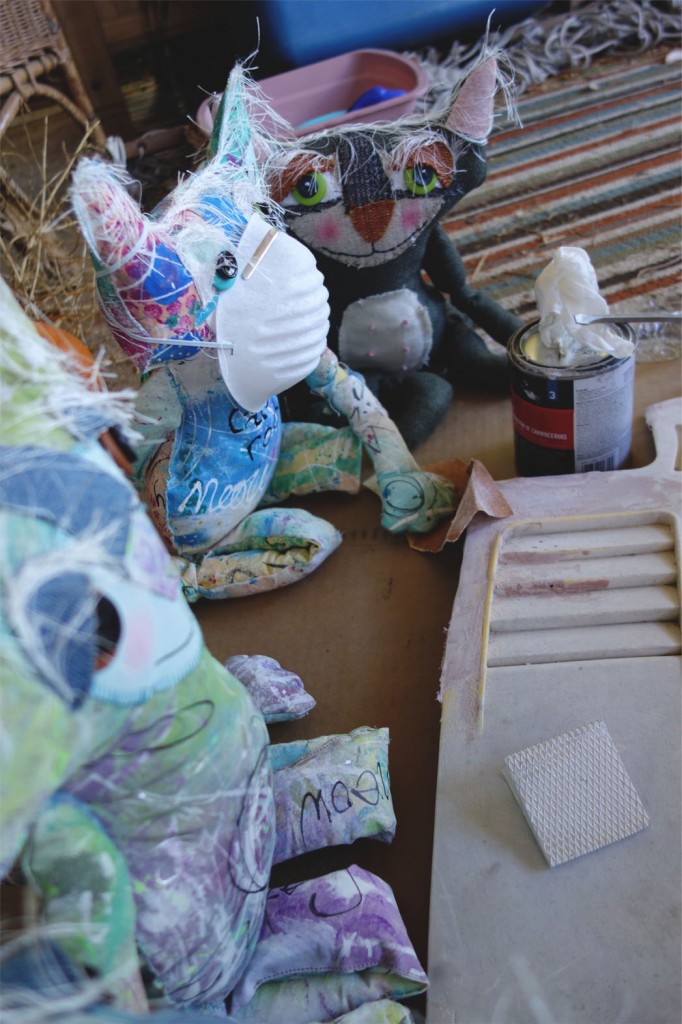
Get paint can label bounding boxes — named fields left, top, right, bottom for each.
left=509, top=323, right=635, bottom=476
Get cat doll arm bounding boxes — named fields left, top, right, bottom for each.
left=424, top=223, right=522, bottom=345
left=0, top=648, right=147, bottom=1012
left=21, top=794, right=148, bottom=1012
left=98, top=367, right=183, bottom=550
left=128, top=366, right=183, bottom=487
left=305, top=349, right=455, bottom=533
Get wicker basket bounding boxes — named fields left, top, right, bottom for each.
left=0, top=0, right=67, bottom=69
left=0, top=0, right=104, bottom=144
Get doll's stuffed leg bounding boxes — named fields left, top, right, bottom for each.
left=261, top=421, right=362, bottom=504
left=433, top=305, right=510, bottom=394
left=181, top=506, right=342, bottom=600
left=142, top=434, right=343, bottom=600
left=225, top=865, right=427, bottom=1023
left=269, top=727, right=395, bottom=863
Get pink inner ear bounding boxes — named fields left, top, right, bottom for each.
left=445, top=57, right=498, bottom=141
left=80, top=181, right=148, bottom=269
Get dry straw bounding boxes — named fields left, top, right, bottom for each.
left=1, top=113, right=139, bottom=387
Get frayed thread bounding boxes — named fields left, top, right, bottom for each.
left=0, top=279, right=137, bottom=445
left=411, top=0, right=682, bottom=112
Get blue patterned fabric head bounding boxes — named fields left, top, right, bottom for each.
left=71, top=65, right=272, bottom=372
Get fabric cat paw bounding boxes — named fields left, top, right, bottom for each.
left=225, top=654, right=316, bottom=723
left=270, top=727, right=395, bottom=863
left=177, top=507, right=343, bottom=600
left=376, top=469, right=457, bottom=534
left=226, top=865, right=427, bottom=1023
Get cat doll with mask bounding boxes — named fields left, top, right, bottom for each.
left=260, top=55, right=522, bottom=449
left=71, top=65, right=456, bottom=602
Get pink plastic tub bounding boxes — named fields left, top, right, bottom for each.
left=196, top=49, right=429, bottom=139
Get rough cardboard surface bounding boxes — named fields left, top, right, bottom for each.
left=194, top=359, right=679, bottom=973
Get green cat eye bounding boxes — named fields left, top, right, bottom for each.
left=292, top=171, right=327, bottom=206
left=404, top=164, right=439, bottom=195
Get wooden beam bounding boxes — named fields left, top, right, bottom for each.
left=51, top=0, right=134, bottom=138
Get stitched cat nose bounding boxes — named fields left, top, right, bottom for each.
left=350, top=200, right=394, bottom=243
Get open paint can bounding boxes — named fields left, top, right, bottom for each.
left=508, top=320, right=636, bottom=477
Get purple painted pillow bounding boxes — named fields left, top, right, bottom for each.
left=270, top=727, right=395, bottom=863
left=225, top=654, right=316, bottom=723
left=227, top=865, right=427, bottom=1022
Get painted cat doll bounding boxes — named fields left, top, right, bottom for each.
left=0, top=281, right=427, bottom=1019
left=262, top=55, right=522, bottom=448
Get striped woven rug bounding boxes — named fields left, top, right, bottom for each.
left=443, top=46, right=681, bottom=346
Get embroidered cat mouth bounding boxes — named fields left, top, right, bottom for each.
left=311, top=220, right=432, bottom=265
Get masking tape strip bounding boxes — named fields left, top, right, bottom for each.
left=241, top=227, right=279, bottom=280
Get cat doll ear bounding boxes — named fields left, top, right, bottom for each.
left=70, top=159, right=196, bottom=311
left=71, top=159, right=150, bottom=272
left=445, top=56, right=498, bottom=142
left=208, top=63, right=257, bottom=175
left=71, top=159, right=203, bottom=367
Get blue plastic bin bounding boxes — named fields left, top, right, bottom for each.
left=255, top=0, right=546, bottom=69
